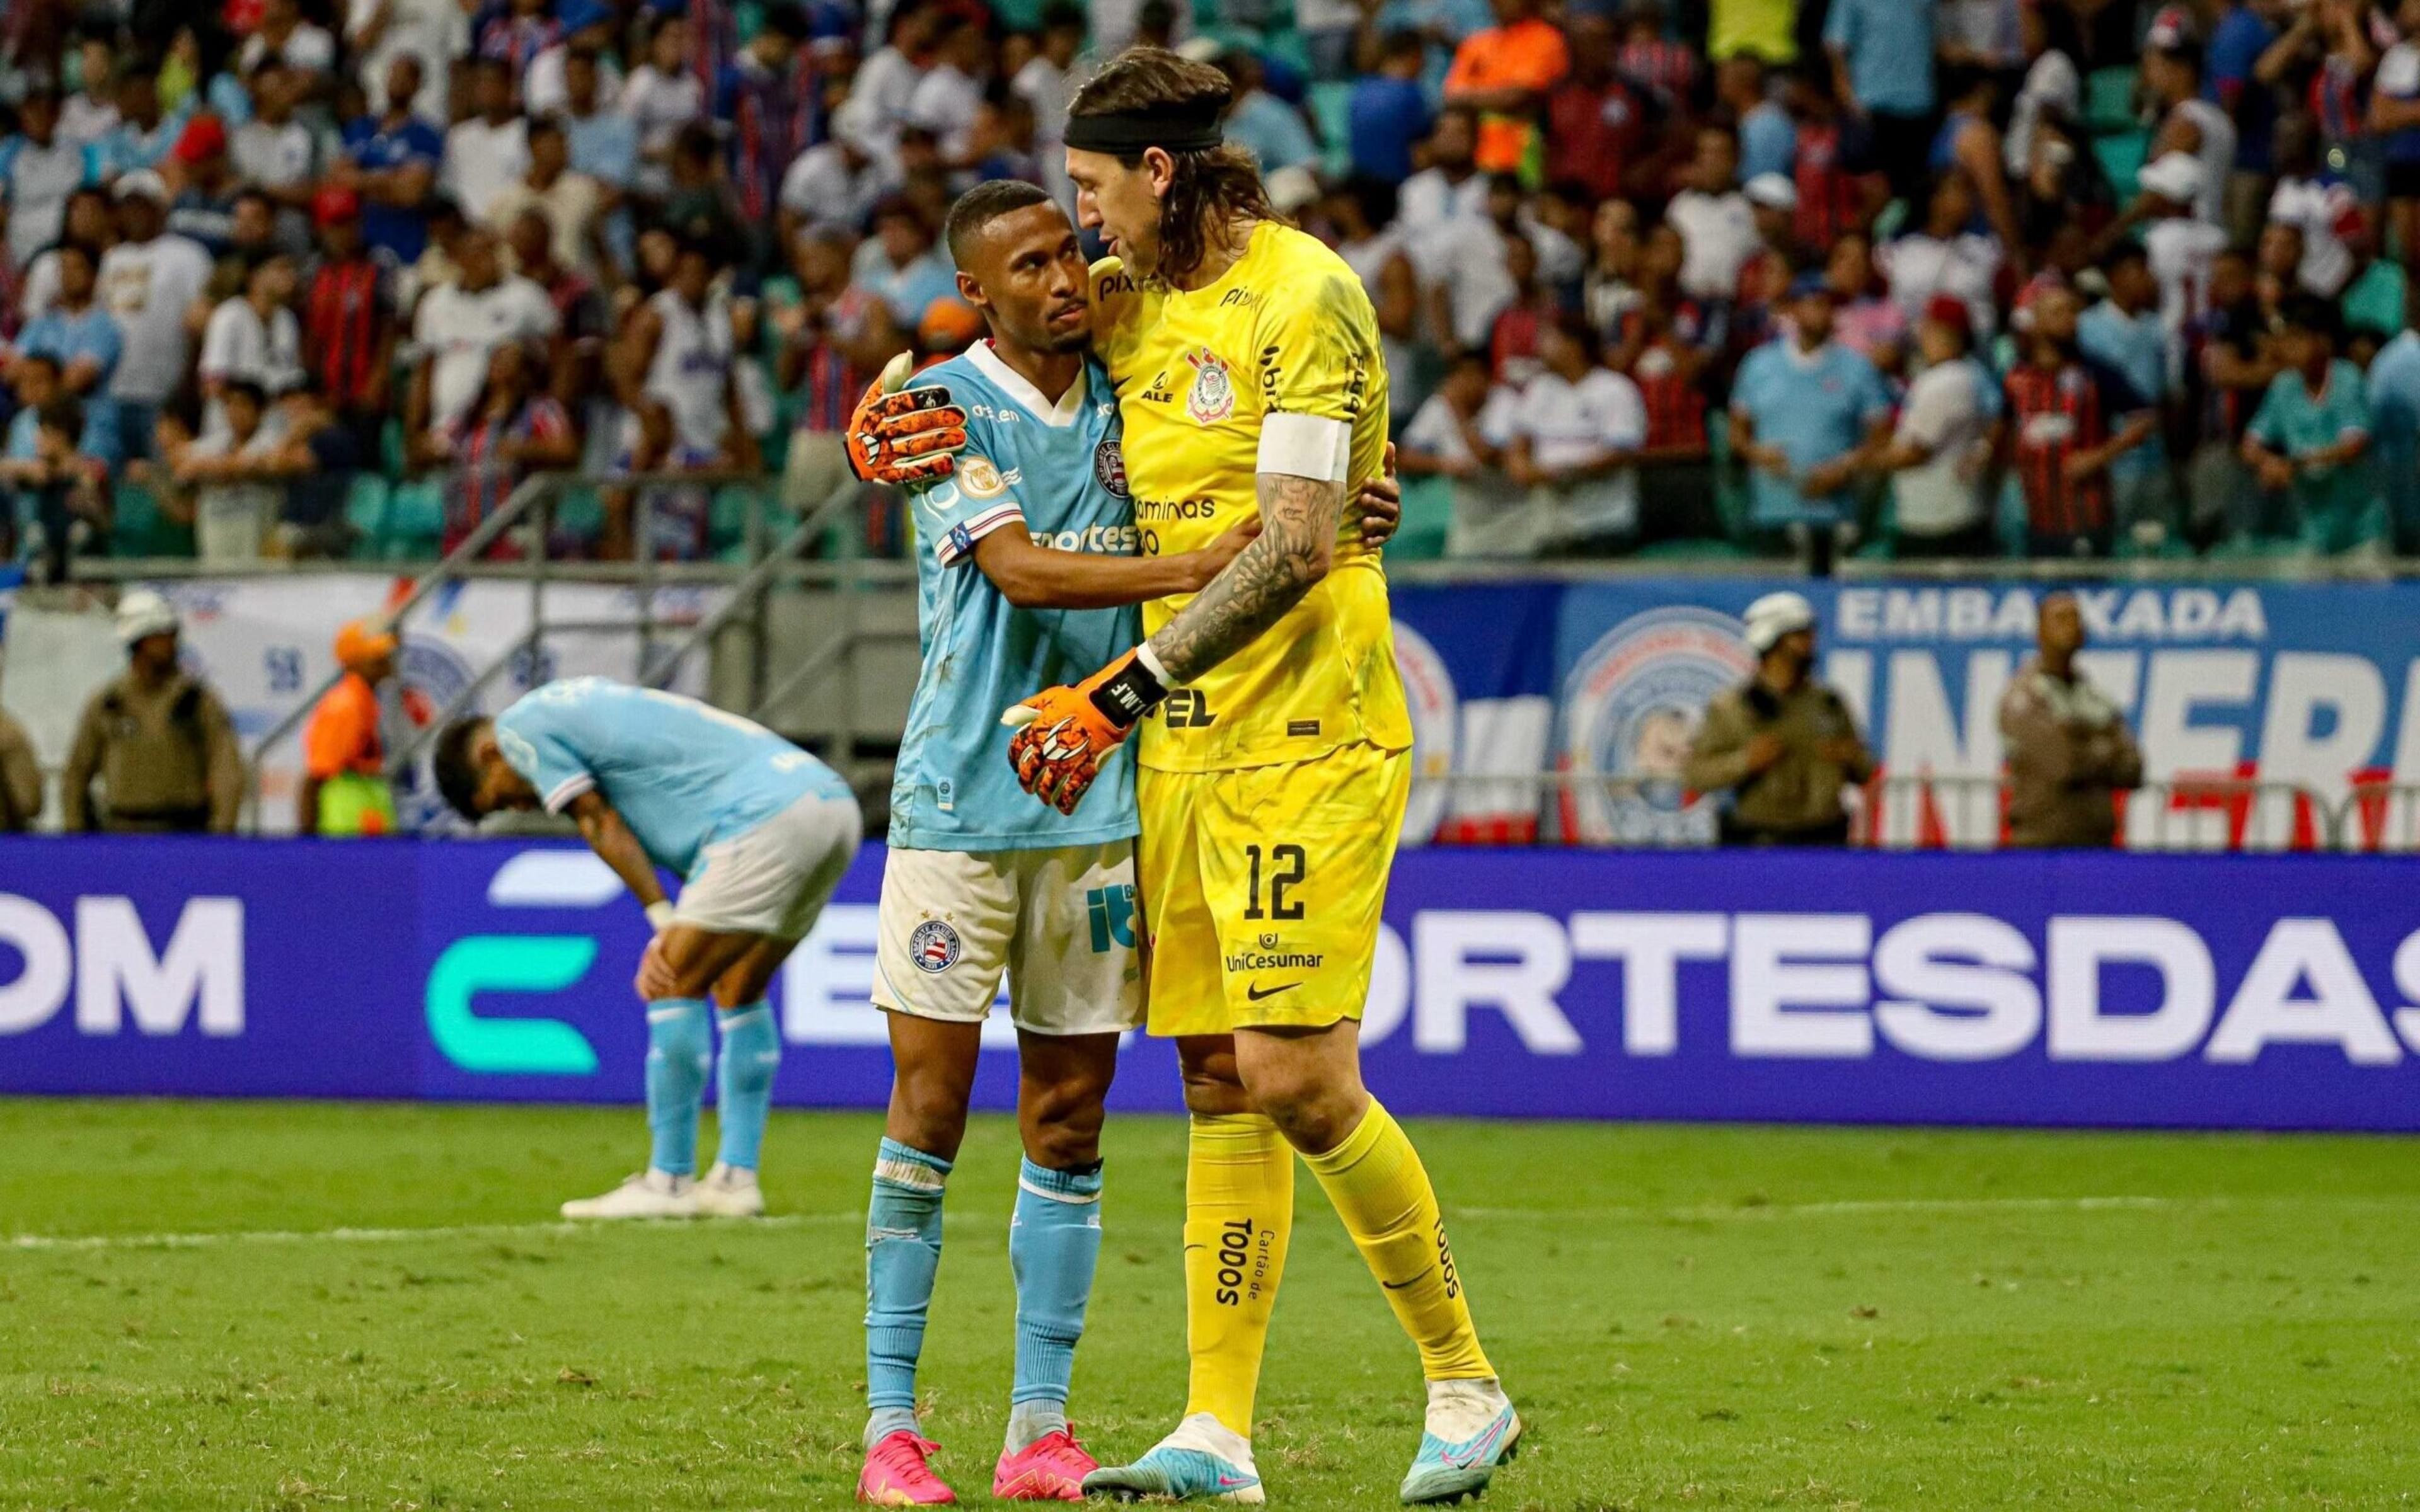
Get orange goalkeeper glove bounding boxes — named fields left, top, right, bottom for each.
left=1001, top=647, right=1171, bottom=815
left=845, top=352, right=969, bottom=487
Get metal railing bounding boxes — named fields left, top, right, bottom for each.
left=1373, top=554, right=2420, bottom=585
left=1406, top=770, right=2359, bottom=852
left=2339, top=781, right=2420, bottom=854
left=1861, top=774, right=2342, bottom=852
left=236, top=468, right=873, bottom=830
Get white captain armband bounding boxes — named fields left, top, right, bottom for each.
left=1257, top=413, right=1352, bottom=483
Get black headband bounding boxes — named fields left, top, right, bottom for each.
left=1063, top=101, right=1226, bottom=157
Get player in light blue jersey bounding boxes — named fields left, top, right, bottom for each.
left=844, top=180, right=1402, bottom=1506
left=434, top=679, right=861, bottom=1221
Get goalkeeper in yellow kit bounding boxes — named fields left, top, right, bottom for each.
left=850, top=47, right=1517, bottom=1506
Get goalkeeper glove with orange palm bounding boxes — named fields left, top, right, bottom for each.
left=1000, top=647, right=1171, bottom=814
left=844, top=352, right=969, bottom=487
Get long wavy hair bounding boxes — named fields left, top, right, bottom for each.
left=1068, top=48, right=1278, bottom=285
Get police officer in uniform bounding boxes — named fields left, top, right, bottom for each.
left=1685, top=591, right=1876, bottom=846
left=61, top=590, right=243, bottom=833
left=0, top=705, right=41, bottom=830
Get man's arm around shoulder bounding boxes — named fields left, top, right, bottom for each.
left=1146, top=467, right=1342, bottom=684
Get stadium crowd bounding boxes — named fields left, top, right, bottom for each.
left=0, top=0, right=2414, bottom=573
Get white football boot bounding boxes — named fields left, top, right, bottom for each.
left=1082, top=1412, right=1265, bottom=1503
left=693, top=1162, right=766, bottom=1218
left=560, top=1169, right=698, bottom=1220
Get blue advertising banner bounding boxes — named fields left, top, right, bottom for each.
left=4, top=838, right=2419, bottom=1131
left=1377, top=578, right=2420, bottom=850
left=1548, top=578, right=2420, bottom=847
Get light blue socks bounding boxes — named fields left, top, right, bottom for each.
left=644, top=999, right=712, bottom=1177
left=865, top=1138, right=952, bottom=1445
left=1008, top=1157, right=1105, bottom=1447
left=715, top=1004, right=780, bottom=1171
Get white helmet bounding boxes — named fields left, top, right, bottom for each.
left=114, top=588, right=181, bottom=646
left=1742, top=591, right=1816, bottom=654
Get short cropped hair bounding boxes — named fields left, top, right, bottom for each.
left=944, top=178, right=1055, bottom=266
left=434, top=717, right=490, bottom=820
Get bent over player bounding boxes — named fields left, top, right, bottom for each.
left=850, top=178, right=1401, bottom=1506
left=853, top=49, right=1514, bottom=1506
left=435, top=679, right=861, bottom=1220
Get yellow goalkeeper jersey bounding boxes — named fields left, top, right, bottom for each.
left=1091, top=220, right=1411, bottom=773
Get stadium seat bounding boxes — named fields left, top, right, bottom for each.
left=1262, top=27, right=1312, bottom=79
left=2094, top=130, right=2150, bottom=200
left=1856, top=496, right=1900, bottom=560
left=1707, top=412, right=1750, bottom=542
left=708, top=484, right=759, bottom=561
left=383, top=479, right=446, bottom=559
left=1392, top=474, right=1453, bottom=560
left=1193, top=23, right=1262, bottom=57
left=1311, top=81, right=1354, bottom=177
left=2085, top=67, right=2140, bottom=134
left=555, top=484, right=607, bottom=550
left=108, top=483, right=185, bottom=558
left=343, top=475, right=391, bottom=560
left=2342, top=259, right=2406, bottom=336
left=1192, top=0, right=1295, bottom=30
left=1994, top=475, right=2028, bottom=558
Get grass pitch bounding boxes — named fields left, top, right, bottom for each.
left=3, top=1101, right=2417, bottom=1509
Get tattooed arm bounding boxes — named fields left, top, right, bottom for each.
left=1144, top=469, right=1344, bottom=684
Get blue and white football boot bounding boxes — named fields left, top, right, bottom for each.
left=1082, top=1412, right=1265, bottom=1504
left=1398, top=1380, right=1523, bottom=1504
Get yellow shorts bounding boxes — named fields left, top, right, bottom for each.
left=1135, top=742, right=1409, bottom=1038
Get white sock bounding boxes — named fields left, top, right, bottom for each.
left=1005, top=1399, right=1066, bottom=1452
left=865, top=1406, right=919, bottom=1450
left=1164, top=1411, right=1254, bottom=1468
left=1424, top=1378, right=1511, bottom=1438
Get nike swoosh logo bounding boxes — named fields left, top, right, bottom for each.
left=1381, top=1266, right=1436, bottom=1291
left=1245, top=981, right=1300, bottom=1002
left=1216, top=1474, right=1255, bottom=1489
left=1442, top=1417, right=1511, bottom=1469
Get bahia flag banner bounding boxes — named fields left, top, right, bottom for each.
left=1388, top=577, right=2420, bottom=850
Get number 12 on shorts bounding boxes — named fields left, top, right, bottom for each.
left=1243, top=843, right=1306, bottom=921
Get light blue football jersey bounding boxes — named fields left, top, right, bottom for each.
left=890, top=342, right=1141, bottom=851
left=494, top=677, right=851, bottom=876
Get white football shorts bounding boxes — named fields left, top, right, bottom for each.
left=870, top=840, right=1144, bottom=1036
left=675, top=790, right=863, bottom=941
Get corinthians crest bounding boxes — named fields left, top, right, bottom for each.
left=1184, top=348, right=1235, bottom=423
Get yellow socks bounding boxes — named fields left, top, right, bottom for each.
left=1179, top=1102, right=1490, bottom=1438
left=1301, top=1099, right=1493, bottom=1381
left=1181, top=1111, right=1294, bottom=1438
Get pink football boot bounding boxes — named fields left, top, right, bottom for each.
left=858, top=1430, right=954, bottom=1505
left=992, top=1429, right=1098, bottom=1501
